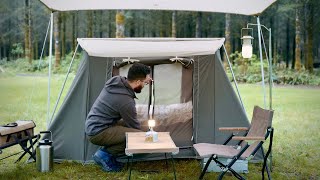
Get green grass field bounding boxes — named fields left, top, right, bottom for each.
left=0, top=75, right=319, bottom=179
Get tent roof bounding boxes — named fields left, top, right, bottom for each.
left=77, top=38, right=225, bottom=58
left=40, top=0, right=276, bottom=16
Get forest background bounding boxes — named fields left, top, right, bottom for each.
left=0, top=0, right=320, bottom=85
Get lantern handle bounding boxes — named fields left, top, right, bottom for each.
left=241, top=28, right=253, bottom=40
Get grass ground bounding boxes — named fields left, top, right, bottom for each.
left=0, top=74, right=319, bottom=179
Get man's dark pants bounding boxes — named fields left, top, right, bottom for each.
left=88, top=122, right=142, bottom=156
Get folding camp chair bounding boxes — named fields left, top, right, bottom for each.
left=193, top=106, right=274, bottom=180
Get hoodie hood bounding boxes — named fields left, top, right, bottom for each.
left=105, top=76, right=136, bottom=98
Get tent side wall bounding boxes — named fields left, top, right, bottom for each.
left=193, top=51, right=249, bottom=144
left=48, top=52, right=90, bottom=161
left=214, top=51, right=249, bottom=143
left=48, top=52, right=114, bottom=162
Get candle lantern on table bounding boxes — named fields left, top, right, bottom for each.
left=145, top=119, right=158, bottom=142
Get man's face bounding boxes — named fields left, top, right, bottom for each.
left=134, top=74, right=152, bottom=93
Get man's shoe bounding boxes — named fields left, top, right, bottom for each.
left=112, top=158, right=124, bottom=169
left=93, top=149, right=122, bottom=172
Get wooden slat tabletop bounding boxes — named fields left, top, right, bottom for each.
left=125, top=132, right=179, bottom=156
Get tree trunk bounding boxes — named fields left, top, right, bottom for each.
left=134, top=12, right=140, bottom=37
left=273, top=14, right=278, bottom=66
left=93, top=11, right=97, bottom=37
left=143, top=12, right=147, bottom=37
left=160, top=12, right=165, bottom=37
left=292, top=36, right=296, bottom=70
left=54, top=12, right=61, bottom=68
left=28, top=1, right=32, bottom=61
left=3, top=45, right=7, bottom=61
left=61, top=13, right=66, bottom=59
left=171, top=11, right=177, bottom=38
left=294, top=0, right=302, bottom=71
left=108, top=12, right=112, bottom=38
left=127, top=11, right=135, bottom=37
left=87, top=11, right=93, bottom=38
left=99, top=11, right=103, bottom=38
left=285, top=17, right=290, bottom=68
left=195, top=12, right=202, bottom=38
left=105, top=12, right=109, bottom=37
left=306, top=1, right=314, bottom=72
left=0, top=43, right=2, bottom=60
left=116, top=10, right=125, bottom=38
left=34, top=36, right=38, bottom=60
left=72, top=13, right=76, bottom=53
left=224, top=14, right=231, bottom=67
left=24, top=0, right=32, bottom=63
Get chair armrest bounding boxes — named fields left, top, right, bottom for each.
left=219, top=127, right=249, bottom=131
left=232, top=136, right=265, bottom=141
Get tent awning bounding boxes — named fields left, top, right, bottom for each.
left=77, top=38, right=225, bottom=58
left=40, top=0, right=276, bottom=16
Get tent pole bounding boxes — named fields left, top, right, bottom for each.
left=246, top=23, right=273, bottom=110
left=268, top=25, right=273, bottom=172
left=222, top=44, right=245, bottom=112
left=269, top=28, right=273, bottom=110
left=257, top=17, right=267, bottom=109
left=47, top=12, right=54, bottom=129
left=49, top=43, right=80, bottom=125
left=257, top=16, right=274, bottom=171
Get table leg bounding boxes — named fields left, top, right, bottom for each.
left=165, top=153, right=169, bottom=170
left=15, top=136, right=39, bottom=162
left=128, top=155, right=133, bottom=180
left=170, top=154, right=177, bottom=180
left=13, top=135, right=37, bottom=162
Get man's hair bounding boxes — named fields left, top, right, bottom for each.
left=127, top=63, right=151, bottom=81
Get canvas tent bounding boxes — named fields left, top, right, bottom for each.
left=38, top=0, right=277, bottom=163
left=47, top=38, right=250, bottom=162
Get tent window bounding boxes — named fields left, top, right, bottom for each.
left=154, top=63, right=182, bottom=105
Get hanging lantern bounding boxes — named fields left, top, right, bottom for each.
left=241, top=28, right=254, bottom=58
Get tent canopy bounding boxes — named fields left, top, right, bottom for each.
left=77, top=38, right=225, bottom=58
left=40, top=0, right=276, bottom=16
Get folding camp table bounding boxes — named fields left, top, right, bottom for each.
left=0, top=120, right=40, bottom=162
left=125, top=132, right=179, bottom=180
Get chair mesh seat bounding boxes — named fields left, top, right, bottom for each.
left=193, top=143, right=247, bottom=159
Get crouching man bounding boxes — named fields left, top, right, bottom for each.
left=85, top=63, right=152, bottom=172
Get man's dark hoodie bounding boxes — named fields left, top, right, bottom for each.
left=85, top=76, right=140, bottom=136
